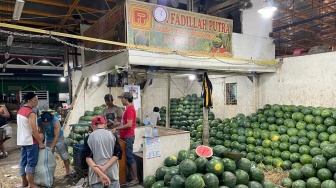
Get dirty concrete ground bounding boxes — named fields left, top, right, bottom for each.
left=0, top=122, right=143, bottom=188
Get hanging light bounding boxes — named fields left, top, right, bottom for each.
left=60, top=77, right=66, bottom=82
left=13, top=0, right=25, bottom=20
left=42, top=58, right=48, bottom=63
left=91, top=75, right=99, bottom=82
left=189, top=74, right=196, bottom=80
left=257, top=0, right=277, bottom=18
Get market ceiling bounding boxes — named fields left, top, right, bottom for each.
left=0, top=0, right=334, bottom=76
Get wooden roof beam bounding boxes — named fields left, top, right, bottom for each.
left=0, top=19, right=53, bottom=27
left=56, top=0, right=80, bottom=31
left=274, top=1, right=336, bottom=22
left=24, top=0, right=108, bottom=14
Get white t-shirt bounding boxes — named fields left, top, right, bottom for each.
left=149, top=112, right=161, bottom=126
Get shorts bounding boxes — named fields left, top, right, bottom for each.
left=121, top=136, right=135, bottom=166
left=2, top=124, right=12, bottom=138
left=20, top=144, right=39, bottom=176
left=90, top=181, right=120, bottom=188
left=46, top=136, right=70, bottom=161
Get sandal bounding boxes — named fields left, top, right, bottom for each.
left=17, top=184, right=28, bottom=188
left=0, top=153, right=8, bottom=159
left=65, top=171, right=76, bottom=178
left=126, top=180, right=139, bottom=187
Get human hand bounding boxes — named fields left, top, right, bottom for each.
left=99, top=174, right=111, bottom=186
left=94, top=165, right=106, bottom=172
left=111, top=128, right=117, bottom=133
left=39, top=143, right=45, bottom=149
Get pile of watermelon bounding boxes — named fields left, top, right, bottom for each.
left=144, top=149, right=275, bottom=188
left=189, top=104, right=336, bottom=187
left=170, top=94, right=214, bottom=130
left=157, top=106, right=167, bottom=127
left=78, top=104, right=106, bottom=124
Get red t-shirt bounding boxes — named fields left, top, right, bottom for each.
left=120, top=105, right=136, bottom=138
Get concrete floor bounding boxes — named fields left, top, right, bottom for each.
left=0, top=122, right=143, bottom=188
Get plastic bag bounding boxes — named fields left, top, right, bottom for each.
left=34, top=147, right=56, bottom=187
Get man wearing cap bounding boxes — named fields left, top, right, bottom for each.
left=101, top=94, right=123, bottom=129
left=112, top=92, right=139, bottom=186
left=82, top=116, right=122, bottom=188
left=17, top=92, right=45, bottom=188
left=37, top=111, right=72, bottom=176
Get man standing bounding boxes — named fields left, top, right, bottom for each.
left=112, top=92, right=138, bottom=186
left=17, top=92, right=45, bottom=188
left=101, top=94, right=123, bottom=129
left=0, top=105, right=12, bottom=158
left=37, top=111, right=72, bottom=176
left=82, top=116, right=122, bottom=188
left=149, top=107, right=161, bottom=127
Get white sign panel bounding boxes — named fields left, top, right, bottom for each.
left=124, top=85, right=141, bottom=110
left=145, top=137, right=161, bottom=159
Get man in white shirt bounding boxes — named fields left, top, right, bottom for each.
left=149, top=107, right=161, bottom=127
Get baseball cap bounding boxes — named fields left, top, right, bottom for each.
left=91, top=116, right=106, bottom=125
left=104, top=94, right=113, bottom=101
left=118, top=92, right=133, bottom=99
left=41, top=112, right=53, bottom=122
left=24, top=92, right=36, bottom=102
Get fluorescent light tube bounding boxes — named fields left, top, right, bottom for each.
left=43, top=74, right=62, bottom=76
left=13, top=0, right=25, bottom=20
left=0, top=73, right=14, bottom=76
left=4, top=52, right=9, bottom=59
left=6, top=35, right=14, bottom=46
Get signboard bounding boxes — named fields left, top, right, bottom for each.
left=83, top=3, right=126, bottom=65
left=126, top=0, right=233, bottom=57
left=124, top=85, right=141, bottom=110
left=145, top=137, right=161, bottom=159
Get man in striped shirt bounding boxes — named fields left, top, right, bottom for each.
left=17, top=92, right=45, bottom=188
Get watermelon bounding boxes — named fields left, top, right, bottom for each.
left=220, top=171, right=236, bottom=187
left=289, top=168, right=302, bottom=181
left=317, top=168, right=332, bottom=181
left=179, top=159, right=197, bottom=178
left=164, top=168, right=179, bottom=186
left=306, top=177, right=321, bottom=188
left=143, top=175, right=156, bottom=188
left=235, top=169, right=249, bottom=185
left=262, top=180, right=276, bottom=188
left=156, top=166, right=169, bottom=180
left=185, top=174, right=205, bottom=188
left=202, top=173, right=219, bottom=188
left=327, top=157, right=336, bottom=173
left=281, top=178, right=292, bottom=188
left=249, top=168, right=264, bottom=182
left=206, top=159, right=224, bottom=176
left=292, top=180, right=306, bottom=188
left=194, top=157, right=208, bottom=173
left=321, top=180, right=336, bottom=188
left=195, top=145, right=213, bottom=158
left=237, top=158, right=252, bottom=172
left=177, top=150, right=190, bottom=162
left=248, top=181, right=263, bottom=188
left=152, top=181, right=166, bottom=188
left=322, top=144, right=336, bottom=159
left=221, top=158, right=236, bottom=172
left=164, top=156, right=178, bottom=167
left=312, top=155, right=327, bottom=169
left=170, top=175, right=185, bottom=188
left=301, top=164, right=317, bottom=178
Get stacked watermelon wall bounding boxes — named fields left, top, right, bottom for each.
left=64, top=70, right=124, bottom=136
left=259, top=52, right=336, bottom=108
left=141, top=78, right=201, bottom=120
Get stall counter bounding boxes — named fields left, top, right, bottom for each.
left=133, top=126, right=190, bottom=179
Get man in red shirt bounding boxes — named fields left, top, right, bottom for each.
left=112, top=92, right=138, bottom=186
